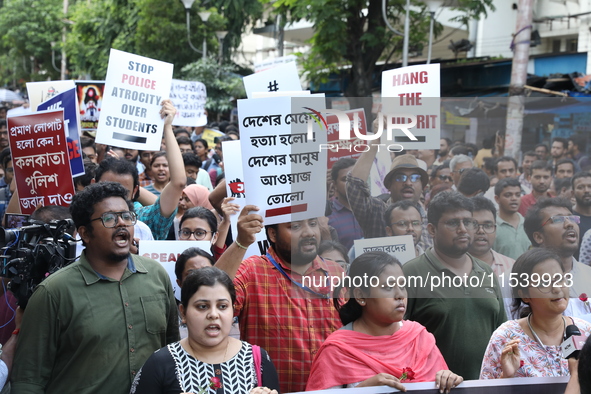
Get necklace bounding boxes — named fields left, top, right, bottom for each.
left=186, top=337, right=230, bottom=364
left=527, top=313, right=566, bottom=347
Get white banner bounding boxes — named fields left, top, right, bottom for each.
left=381, top=63, right=440, bottom=150
left=170, top=79, right=207, bottom=127
left=243, top=62, right=302, bottom=98
left=139, top=240, right=211, bottom=299
left=354, top=235, right=415, bottom=264
left=96, top=49, right=173, bottom=150
left=237, top=95, right=327, bottom=225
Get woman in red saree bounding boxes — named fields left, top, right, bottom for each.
left=306, top=251, right=463, bottom=392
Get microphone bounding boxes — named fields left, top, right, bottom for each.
left=562, top=324, right=585, bottom=359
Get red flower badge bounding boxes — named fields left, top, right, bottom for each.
left=400, top=367, right=415, bottom=382
left=197, top=376, right=222, bottom=394
left=210, top=377, right=222, bottom=390
left=580, top=293, right=590, bottom=313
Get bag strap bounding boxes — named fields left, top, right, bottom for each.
left=252, top=345, right=262, bottom=386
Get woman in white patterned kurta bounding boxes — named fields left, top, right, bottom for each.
left=130, top=267, right=280, bottom=394
left=480, top=249, right=591, bottom=379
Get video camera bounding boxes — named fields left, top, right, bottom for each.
left=0, top=219, right=77, bottom=307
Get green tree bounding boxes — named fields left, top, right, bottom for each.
left=0, top=0, right=63, bottom=87
left=181, top=57, right=245, bottom=120
left=273, top=0, right=494, bottom=98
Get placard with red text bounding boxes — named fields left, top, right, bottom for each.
left=7, top=110, right=76, bottom=214
left=96, top=49, right=173, bottom=151
left=381, top=64, right=440, bottom=150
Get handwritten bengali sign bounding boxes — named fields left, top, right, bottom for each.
left=353, top=235, right=415, bottom=264
left=381, top=64, right=440, bottom=150
left=76, top=81, right=105, bottom=132
left=170, top=79, right=207, bottom=127
left=37, top=88, right=84, bottom=177
left=96, top=49, right=173, bottom=150
left=140, top=240, right=211, bottom=300
left=7, top=110, right=76, bottom=214
left=238, top=95, right=327, bottom=225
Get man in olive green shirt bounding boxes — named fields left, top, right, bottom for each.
left=12, top=182, right=179, bottom=393
left=403, top=191, right=506, bottom=380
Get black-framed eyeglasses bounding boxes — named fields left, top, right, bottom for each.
left=178, top=228, right=214, bottom=240
left=393, top=174, right=421, bottom=183
left=90, top=211, right=137, bottom=228
left=391, top=220, right=423, bottom=230
left=442, top=218, right=478, bottom=231
left=540, top=215, right=580, bottom=229
left=475, top=222, right=496, bottom=234
left=437, top=175, right=453, bottom=182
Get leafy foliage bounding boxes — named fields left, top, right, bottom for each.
left=273, top=0, right=494, bottom=97
left=0, top=0, right=63, bottom=87
left=181, top=57, right=245, bottom=118
left=0, top=0, right=263, bottom=86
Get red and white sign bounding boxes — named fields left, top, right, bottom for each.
left=326, top=108, right=368, bottom=170
left=8, top=110, right=76, bottom=214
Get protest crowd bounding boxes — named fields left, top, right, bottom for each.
left=1, top=76, right=591, bottom=394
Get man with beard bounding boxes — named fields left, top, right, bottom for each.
left=12, top=182, right=179, bottom=393
left=434, top=137, right=452, bottom=165
left=403, top=191, right=506, bottom=380
left=549, top=137, right=569, bottom=172
left=518, top=150, right=538, bottom=191
left=215, top=208, right=344, bottom=393
left=572, top=172, right=591, bottom=260
left=518, top=160, right=554, bottom=216
left=524, top=197, right=591, bottom=318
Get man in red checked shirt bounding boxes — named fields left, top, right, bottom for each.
left=215, top=206, right=344, bottom=393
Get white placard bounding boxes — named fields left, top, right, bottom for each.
left=237, top=95, right=327, bottom=225
left=254, top=54, right=297, bottom=73
left=353, top=235, right=415, bottom=264
left=243, top=62, right=302, bottom=98
left=222, top=139, right=268, bottom=259
left=139, top=240, right=211, bottom=299
left=170, top=79, right=207, bottom=127
left=381, top=64, right=440, bottom=150
left=96, top=49, right=174, bottom=150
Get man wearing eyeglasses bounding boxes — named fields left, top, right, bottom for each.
left=524, top=197, right=591, bottom=319
left=12, top=181, right=179, bottom=393
left=404, top=191, right=506, bottom=380
left=384, top=200, right=424, bottom=257
left=449, top=154, right=474, bottom=189
left=346, top=149, right=431, bottom=249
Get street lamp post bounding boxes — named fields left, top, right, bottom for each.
left=425, top=0, right=444, bottom=64
left=180, top=0, right=203, bottom=54
left=198, top=11, right=211, bottom=58
left=215, top=31, right=228, bottom=63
